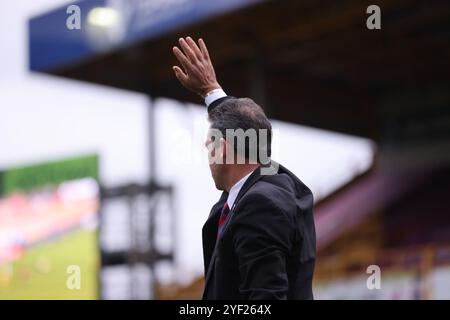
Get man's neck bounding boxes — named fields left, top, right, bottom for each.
left=224, top=164, right=260, bottom=192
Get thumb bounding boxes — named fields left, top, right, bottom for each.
left=173, top=66, right=188, bottom=83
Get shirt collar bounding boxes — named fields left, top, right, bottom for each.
left=226, top=170, right=254, bottom=210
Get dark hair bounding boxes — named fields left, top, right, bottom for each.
left=208, top=97, right=272, bottom=164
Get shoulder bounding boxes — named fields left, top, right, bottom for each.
left=240, top=174, right=298, bottom=212
left=235, top=167, right=313, bottom=221
left=234, top=179, right=296, bottom=228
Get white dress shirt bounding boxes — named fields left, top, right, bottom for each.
left=226, top=171, right=253, bottom=210
left=205, top=89, right=227, bottom=106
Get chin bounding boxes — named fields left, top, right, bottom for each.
left=213, top=180, right=225, bottom=191
left=211, top=175, right=225, bottom=191
left=210, top=166, right=224, bottom=191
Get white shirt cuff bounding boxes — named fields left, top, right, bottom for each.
left=205, top=89, right=227, bottom=106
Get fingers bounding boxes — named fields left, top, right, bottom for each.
left=172, top=66, right=188, bottom=84
left=175, top=37, right=210, bottom=64
left=178, top=38, right=197, bottom=63
left=172, top=36, right=218, bottom=95
left=185, top=37, right=203, bottom=61
left=198, top=38, right=210, bottom=61
left=172, top=46, right=190, bottom=71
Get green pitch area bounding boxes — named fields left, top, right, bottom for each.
left=0, top=229, right=99, bottom=300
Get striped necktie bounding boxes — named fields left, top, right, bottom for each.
left=217, top=202, right=231, bottom=239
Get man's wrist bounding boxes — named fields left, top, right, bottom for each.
left=204, top=88, right=227, bottom=106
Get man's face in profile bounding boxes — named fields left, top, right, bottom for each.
left=205, top=128, right=227, bottom=190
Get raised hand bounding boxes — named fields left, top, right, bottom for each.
left=172, top=37, right=221, bottom=97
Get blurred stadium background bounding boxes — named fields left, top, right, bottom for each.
left=0, top=0, right=449, bottom=299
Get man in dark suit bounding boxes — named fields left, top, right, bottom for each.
left=172, top=37, right=316, bottom=299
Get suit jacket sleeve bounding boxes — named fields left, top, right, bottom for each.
left=232, top=193, right=292, bottom=299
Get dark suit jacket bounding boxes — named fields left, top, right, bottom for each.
left=202, top=162, right=316, bottom=300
